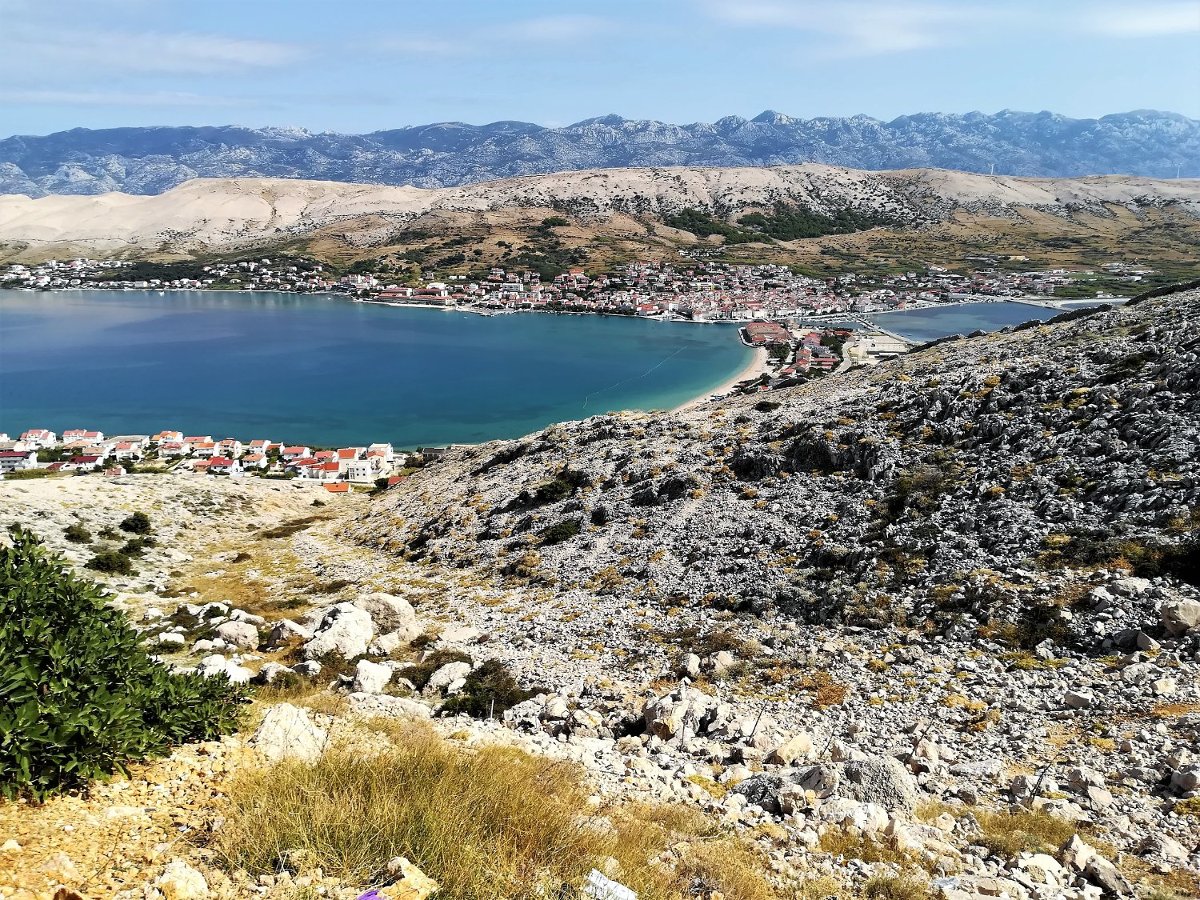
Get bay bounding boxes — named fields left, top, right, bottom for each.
left=866, top=301, right=1070, bottom=343
left=0, top=290, right=752, bottom=448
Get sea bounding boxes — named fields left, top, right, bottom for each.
left=0, top=290, right=1082, bottom=447
left=0, top=290, right=751, bottom=448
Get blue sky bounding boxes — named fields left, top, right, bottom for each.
left=3, top=0, right=1198, bottom=137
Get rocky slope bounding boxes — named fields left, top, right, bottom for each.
left=4, top=292, right=1200, bottom=899
left=1, top=165, right=1198, bottom=257
left=2, top=110, right=1197, bottom=197
left=361, top=290, right=1200, bottom=644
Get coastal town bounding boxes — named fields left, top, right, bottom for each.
left=1, top=254, right=1148, bottom=322
left=0, top=427, right=432, bottom=490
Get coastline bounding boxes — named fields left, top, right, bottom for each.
left=673, top=345, right=771, bottom=413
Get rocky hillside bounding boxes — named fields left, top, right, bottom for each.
left=4, top=293, right=1200, bottom=898
left=361, top=289, right=1200, bottom=646
left=2, top=109, right=1198, bottom=197
left=2, top=166, right=1198, bottom=259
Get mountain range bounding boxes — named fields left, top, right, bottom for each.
left=1, top=109, right=1198, bottom=198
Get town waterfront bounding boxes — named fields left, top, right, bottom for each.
left=0, top=290, right=753, bottom=447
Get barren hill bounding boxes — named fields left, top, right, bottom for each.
left=1, top=166, right=1198, bottom=269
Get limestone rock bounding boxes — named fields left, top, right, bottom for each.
left=303, top=602, right=375, bottom=659
left=251, top=703, right=328, bottom=763
left=214, top=621, right=259, bottom=650
left=354, top=659, right=394, bottom=694
left=154, top=860, right=209, bottom=900
left=1161, top=597, right=1200, bottom=636
left=380, top=856, right=438, bottom=900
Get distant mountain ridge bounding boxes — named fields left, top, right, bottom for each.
left=2, top=109, right=1198, bottom=197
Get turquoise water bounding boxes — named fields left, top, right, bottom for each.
left=867, top=301, right=1062, bottom=343
left=0, top=290, right=751, bottom=447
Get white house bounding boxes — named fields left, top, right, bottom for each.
left=18, top=429, right=56, bottom=448
left=0, top=450, right=39, bottom=473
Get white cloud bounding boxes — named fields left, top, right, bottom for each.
left=0, top=88, right=256, bottom=107
left=1086, top=2, right=1200, bottom=36
left=698, top=0, right=1199, bottom=56
left=698, top=1, right=997, bottom=56
left=10, top=25, right=304, bottom=75
left=495, top=14, right=615, bottom=42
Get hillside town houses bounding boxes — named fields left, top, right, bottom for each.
left=0, top=427, right=417, bottom=489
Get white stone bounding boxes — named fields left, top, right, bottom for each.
left=353, top=659, right=393, bottom=694
left=155, top=859, right=209, bottom=900
left=425, top=661, right=472, bottom=695
left=215, top=620, right=260, bottom=650
left=251, top=703, right=328, bottom=763
left=303, top=602, right=375, bottom=659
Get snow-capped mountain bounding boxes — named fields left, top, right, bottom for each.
left=1, top=109, right=1197, bottom=197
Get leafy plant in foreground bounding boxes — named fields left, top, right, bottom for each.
left=0, top=527, right=244, bottom=800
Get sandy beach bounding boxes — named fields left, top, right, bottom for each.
left=673, top=345, right=772, bottom=413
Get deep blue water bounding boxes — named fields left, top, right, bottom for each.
left=0, top=290, right=752, bottom=448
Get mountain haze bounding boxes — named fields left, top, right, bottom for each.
left=2, top=109, right=1197, bottom=198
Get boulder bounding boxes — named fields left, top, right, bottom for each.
left=767, top=731, right=814, bottom=766
left=357, top=592, right=422, bottom=640
left=251, top=703, right=328, bottom=763
left=841, top=757, right=919, bottom=813
left=1160, top=598, right=1200, bottom=636
left=154, top=859, right=208, bottom=900
left=215, top=621, right=260, bottom=651
left=354, top=659, right=394, bottom=694
left=425, top=661, right=472, bottom=695
left=303, top=602, right=375, bottom=659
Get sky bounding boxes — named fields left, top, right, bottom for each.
left=3, top=0, right=1199, bottom=137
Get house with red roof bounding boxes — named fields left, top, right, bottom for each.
left=63, top=429, right=104, bottom=443
left=0, top=450, right=39, bottom=473
left=281, top=446, right=312, bottom=460
left=152, top=430, right=183, bottom=444
left=19, top=429, right=56, bottom=448
left=207, top=456, right=242, bottom=475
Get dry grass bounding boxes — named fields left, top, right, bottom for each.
left=974, top=808, right=1077, bottom=859
left=862, top=874, right=932, bottom=900
left=212, top=721, right=781, bottom=900
left=1150, top=702, right=1200, bottom=718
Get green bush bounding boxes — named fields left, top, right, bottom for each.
left=64, top=523, right=92, bottom=544
left=539, top=518, right=582, bottom=546
left=87, top=550, right=136, bottom=575
left=119, top=511, right=152, bottom=535
left=0, top=527, right=243, bottom=799
left=119, top=536, right=156, bottom=557
left=397, top=649, right=473, bottom=691
left=441, top=659, right=536, bottom=718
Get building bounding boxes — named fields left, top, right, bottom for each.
left=0, top=450, right=39, bottom=473
left=19, top=429, right=56, bottom=448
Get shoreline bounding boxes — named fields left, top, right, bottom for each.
left=673, top=345, right=771, bottom=413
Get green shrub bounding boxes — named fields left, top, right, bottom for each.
left=397, top=649, right=473, bottom=691
left=64, top=523, right=92, bottom=544
left=119, top=536, right=156, bottom=557
left=441, top=659, right=537, bottom=718
left=539, top=518, right=582, bottom=546
left=0, top=527, right=243, bottom=799
left=87, top=550, right=136, bottom=575
left=119, top=511, right=152, bottom=535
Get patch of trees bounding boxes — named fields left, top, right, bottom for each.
left=737, top=203, right=893, bottom=240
